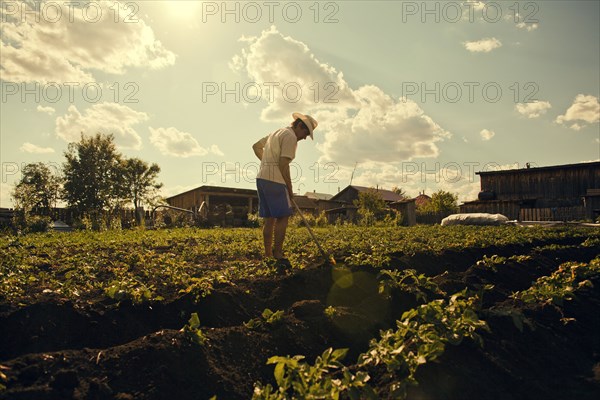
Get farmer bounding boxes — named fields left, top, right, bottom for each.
left=252, top=112, right=318, bottom=262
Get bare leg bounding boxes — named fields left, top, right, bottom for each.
left=263, top=217, right=275, bottom=258
left=273, top=216, right=289, bottom=259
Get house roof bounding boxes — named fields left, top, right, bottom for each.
left=324, top=205, right=358, bottom=213
left=304, top=191, right=333, bottom=201
left=414, top=193, right=431, bottom=207
left=293, top=195, right=318, bottom=209
left=391, top=198, right=416, bottom=205
left=167, top=185, right=257, bottom=200
left=476, top=161, right=600, bottom=176
left=330, top=185, right=405, bottom=203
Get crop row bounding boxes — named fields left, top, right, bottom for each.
left=251, top=256, right=600, bottom=399
left=1, top=225, right=598, bottom=308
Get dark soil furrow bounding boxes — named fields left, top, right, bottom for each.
left=1, top=240, right=597, bottom=362
left=1, top=237, right=599, bottom=400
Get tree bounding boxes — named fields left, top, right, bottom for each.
left=417, top=190, right=458, bottom=214
left=391, top=186, right=406, bottom=199
left=62, top=133, right=125, bottom=214
left=12, top=162, right=62, bottom=216
left=121, top=157, right=162, bottom=221
left=354, top=188, right=387, bottom=225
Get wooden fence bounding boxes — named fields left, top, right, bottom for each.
left=418, top=206, right=588, bottom=224
left=416, top=211, right=453, bottom=225
left=0, top=208, right=151, bottom=228
left=520, top=206, right=587, bottom=222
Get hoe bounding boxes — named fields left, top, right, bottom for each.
left=292, top=199, right=336, bottom=265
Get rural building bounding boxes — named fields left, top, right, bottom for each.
left=330, top=185, right=405, bottom=204
left=293, top=195, right=319, bottom=214
left=299, top=191, right=336, bottom=214
left=414, top=192, right=432, bottom=209
left=324, top=185, right=415, bottom=225
left=460, top=161, right=600, bottom=221
left=166, top=184, right=423, bottom=226
left=305, top=191, right=333, bottom=201
left=390, top=198, right=417, bottom=226
left=166, top=185, right=258, bottom=226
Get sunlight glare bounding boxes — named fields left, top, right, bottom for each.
left=165, top=0, right=201, bottom=19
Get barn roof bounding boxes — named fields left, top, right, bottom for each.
left=304, top=191, right=333, bottom=200
left=477, top=161, right=600, bottom=176
left=167, top=185, right=257, bottom=200
left=331, top=185, right=405, bottom=203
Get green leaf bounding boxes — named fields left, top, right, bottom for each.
left=244, top=318, right=262, bottom=329
left=188, top=312, right=200, bottom=329
left=273, top=362, right=285, bottom=386
left=331, top=348, right=348, bottom=362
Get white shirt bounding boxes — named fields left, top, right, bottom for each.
left=255, top=127, right=297, bottom=184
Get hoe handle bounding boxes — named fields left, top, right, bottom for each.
left=291, top=199, right=330, bottom=261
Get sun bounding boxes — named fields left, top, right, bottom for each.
left=165, top=0, right=202, bottom=19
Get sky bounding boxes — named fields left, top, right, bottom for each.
left=1, top=0, right=599, bottom=208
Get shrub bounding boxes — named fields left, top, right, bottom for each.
left=12, top=211, right=51, bottom=233
left=290, top=211, right=328, bottom=227
left=247, top=212, right=262, bottom=227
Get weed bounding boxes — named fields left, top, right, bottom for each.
left=180, top=313, right=206, bottom=345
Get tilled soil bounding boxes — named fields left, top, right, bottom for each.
left=1, top=237, right=599, bottom=400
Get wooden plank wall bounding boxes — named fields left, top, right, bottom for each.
left=459, top=202, right=521, bottom=220
left=520, top=206, right=586, bottom=221
left=481, top=166, right=600, bottom=201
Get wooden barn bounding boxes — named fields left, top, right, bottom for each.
left=166, top=185, right=258, bottom=226
left=460, top=162, right=600, bottom=221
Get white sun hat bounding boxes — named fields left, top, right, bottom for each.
left=292, top=112, right=318, bottom=140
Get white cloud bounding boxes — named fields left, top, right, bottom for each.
left=150, top=127, right=222, bottom=158
left=232, top=26, right=450, bottom=168
left=470, top=1, right=486, bottom=11
left=484, top=162, right=525, bottom=171
left=0, top=181, right=14, bottom=208
left=210, top=145, right=224, bottom=156
left=347, top=161, right=481, bottom=203
left=570, top=123, right=583, bottom=131
left=516, top=22, right=538, bottom=31
left=463, top=38, right=502, bottom=53
left=55, top=103, right=148, bottom=149
left=159, top=184, right=198, bottom=199
left=20, top=142, right=55, bottom=153
left=36, top=105, right=55, bottom=115
left=515, top=101, right=552, bottom=118
left=556, top=94, right=600, bottom=130
left=480, top=129, right=495, bottom=140
left=0, top=1, right=176, bottom=83
left=317, top=85, right=450, bottom=165
left=230, top=25, right=358, bottom=122
left=508, top=11, right=539, bottom=31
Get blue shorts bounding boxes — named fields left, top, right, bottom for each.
left=257, top=178, right=292, bottom=218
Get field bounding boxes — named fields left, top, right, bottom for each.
left=1, top=224, right=599, bottom=399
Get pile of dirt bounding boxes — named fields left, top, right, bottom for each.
left=1, top=240, right=599, bottom=399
